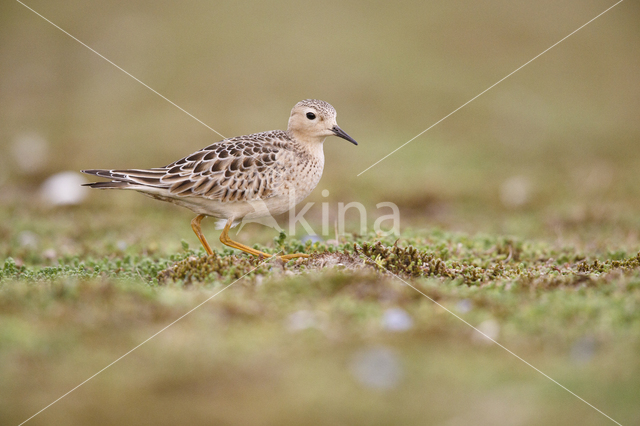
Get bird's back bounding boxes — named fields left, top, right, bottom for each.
left=83, top=130, right=324, bottom=209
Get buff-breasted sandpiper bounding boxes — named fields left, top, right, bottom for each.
left=82, top=99, right=358, bottom=260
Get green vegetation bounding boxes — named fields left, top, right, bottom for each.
left=1, top=208, right=640, bottom=425
left=2, top=0, right=639, bottom=425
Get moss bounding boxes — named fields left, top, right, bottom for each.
left=355, top=241, right=453, bottom=278
left=157, top=253, right=268, bottom=284
left=576, top=253, right=640, bottom=274
left=354, top=241, right=640, bottom=289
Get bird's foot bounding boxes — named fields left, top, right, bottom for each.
left=278, top=253, right=311, bottom=261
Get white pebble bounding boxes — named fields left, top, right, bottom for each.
left=473, top=319, right=500, bottom=344
left=456, top=299, right=473, bottom=314
left=350, top=346, right=402, bottom=390
left=500, top=176, right=530, bottom=208
left=382, top=307, right=413, bottom=332
left=301, top=234, right=323, bottom=244
left=11, top=132, right=49, bottom=174
left=42, top=249, right=57, bottom=260
left=40, top=171, right=89, bottom=206
left=286, top=310, right=318, bottom=332
left=570, top=336, right=596, bottom=364
left=18, top=231, right=39, bottom=249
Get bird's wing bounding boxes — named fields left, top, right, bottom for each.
left=83, top=131, right=295, bottom=202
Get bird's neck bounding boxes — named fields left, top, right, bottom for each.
left=287, top=130, right=325, bottom=158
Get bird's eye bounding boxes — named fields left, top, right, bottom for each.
left=306, top=112, right=316, bottom=120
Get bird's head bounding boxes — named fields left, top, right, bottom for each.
left=287, top=99, right=358, bottom=146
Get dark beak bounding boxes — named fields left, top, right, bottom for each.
left=332, top=125, right=358, bottom=146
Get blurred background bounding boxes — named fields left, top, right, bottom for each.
left=1, top=0, right=639, bottom=247
left=2, top=2, right=640, bottom=425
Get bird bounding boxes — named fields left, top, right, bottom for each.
left=82, top=99, right=358, bottom=260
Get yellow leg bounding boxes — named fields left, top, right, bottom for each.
left=191, top=214, right=213, bottom=256
left=279, top=252, right=310, bottom=260
left=219, top=218, right=273, bottom=258
left=218, top=219, right=310, bottom=260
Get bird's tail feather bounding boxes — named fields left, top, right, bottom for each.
left=81, top=169, right=166, bottom=190
left=82, top=181, right=130, bottom=189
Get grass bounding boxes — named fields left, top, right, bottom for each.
left=1, top=203, right=640, bottom=425
left=2, top=1, right=639, bottom=424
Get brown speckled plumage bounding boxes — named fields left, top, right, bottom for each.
left=82, top=99, right=357, bottom=257
left=86, top=131, right=306, bottom=202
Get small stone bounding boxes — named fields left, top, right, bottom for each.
left=456, top=299, right=473, bottom=314
left=301, top=234, right=323, bottom=244
left=12, top=132, right=49, bottom=174
left=570, top=336, right=596, bottom=364
left=42, top=249, right=57, bottom=260
left=473, top=319, right=500, bottom=344
left=350, top=346, right=402, bottom=390
left=40, top=172, right=89, bottom=206
left=382, top=308, right=413, bottom=332
left=17, top=231, right=39, bottom=249
left=500, top=176, right=530, bottom=208
left=286, top=310, right=317, bottom=332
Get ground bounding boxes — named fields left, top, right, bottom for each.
left=2, top=1, right=639, bottom=425
left=1, top=199, right=639, bottom=425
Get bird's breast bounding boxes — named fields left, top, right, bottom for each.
left=286, top=155, right=324, bottom=201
